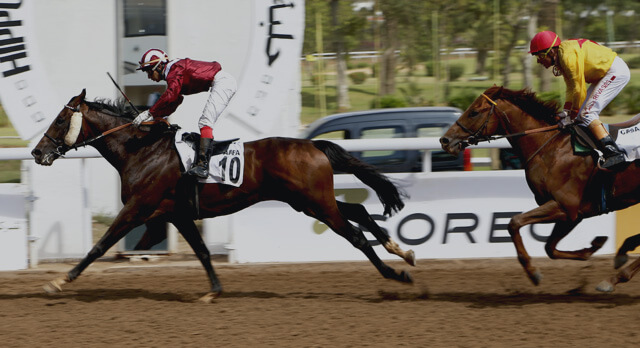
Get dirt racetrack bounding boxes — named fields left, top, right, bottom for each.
left=1, top=255, right=639, bottom=347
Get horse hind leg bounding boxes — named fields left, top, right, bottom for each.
left=597, top=256, right=640, bottom=293
left=312, top=208, right=412, bottom=284
left=336, top=201, right=415, bottom=266
left=613, top=234, right=640, bottom=269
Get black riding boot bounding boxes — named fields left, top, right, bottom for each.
left=187, top=137, right=213, bottom=178
left=598, top=135, right=626, bottom=169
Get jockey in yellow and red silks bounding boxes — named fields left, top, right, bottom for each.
left=530, top=30, right=629, bottom=170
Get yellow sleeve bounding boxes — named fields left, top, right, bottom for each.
left=559, top=43, right=587, bottom=114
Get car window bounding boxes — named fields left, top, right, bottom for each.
left=311, top=130, right=349, bottom=140
left=417, top=125, right=447, bottom=138
left=360, top=126, right=405, bottom=159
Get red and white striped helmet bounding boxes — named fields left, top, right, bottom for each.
left=137, top=49, right=169, bottom=71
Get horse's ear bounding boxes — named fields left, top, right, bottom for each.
left=79, top=88, right=86, bottom=101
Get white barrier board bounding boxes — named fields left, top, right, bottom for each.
left=230, top=171, right=615, bottom=263
left=0, top=184, right=28, bottom=270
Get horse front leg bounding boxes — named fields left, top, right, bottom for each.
left=543, top=218, right=606, bottom=260
left=171, top=216, right=222, bottom=303
left=508, top=200, right=567, bottom=286
left=336, top=201, right=415, bottom=266
left=43, top=205, right=144, bottom=293
left=133, top=218, right=168, bottom=250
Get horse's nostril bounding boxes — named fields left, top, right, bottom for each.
left=31, top=149, right=41, bottom=158
left=439, top=137, right=449, bottom=145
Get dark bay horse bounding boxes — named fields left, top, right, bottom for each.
left=31, top=89, right=415, bottom=302
left=439, top=86, right=640, bottom=292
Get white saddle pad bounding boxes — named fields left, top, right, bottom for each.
left=174, top=132, right=245, bottom=186
left=614, top=125, right=640, bottom=162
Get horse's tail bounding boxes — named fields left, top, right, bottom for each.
left=312, top=140, right=406, bottom=216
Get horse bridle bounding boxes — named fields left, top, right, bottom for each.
left=455, top=93, right=511, bottom=147
left=458, top=93, right=560, bottom=146
left=43, top=104, right=87, bottom=158
left=43, top=103, right=169, bottom=158
left=457, top=93, right=562, bottom=167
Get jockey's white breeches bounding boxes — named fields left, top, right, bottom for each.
left=577, top=56, right=630, bottom=126
left=198, top=70, right=237, bottom=129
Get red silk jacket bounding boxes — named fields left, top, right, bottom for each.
left=149, top=58, right=222, bottom=118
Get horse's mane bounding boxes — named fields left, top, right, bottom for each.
left=486, top=86, right=560, bottom=124
left=85, top=98, right=138, bottom=120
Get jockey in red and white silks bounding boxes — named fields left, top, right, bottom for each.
left=135, top=48, right=237, bottom=178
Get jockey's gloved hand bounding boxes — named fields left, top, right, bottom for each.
left=132, top=110, right=154, bottom=127
left=556, top=110, right=573, bottom=129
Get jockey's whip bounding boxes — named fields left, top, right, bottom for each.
left=106, top=72, right=140, bottom=114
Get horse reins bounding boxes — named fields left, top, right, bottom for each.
left=458, top=93, right=562, bottom=167
left=45, top=104, right=164, bottom=157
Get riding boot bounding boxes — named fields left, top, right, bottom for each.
left=598, top=135, right=626, bottom=169
left=187, top=137, right=213, bottom=178
left=588, top=119, right=625, bottom=169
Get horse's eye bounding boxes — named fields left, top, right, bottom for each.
left=469, top=110, right=480, bottom=118
left=55, top=117, right=65, bottom=125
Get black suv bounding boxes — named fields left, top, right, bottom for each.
left=301, top=107, right=471, bottom=173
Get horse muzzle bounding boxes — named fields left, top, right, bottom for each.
left=439, top=136, right=465, bottom=156
left=31, top=148, right=59, bottom=166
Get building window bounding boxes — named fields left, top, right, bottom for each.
left=124, top=0, right=166, bottom=37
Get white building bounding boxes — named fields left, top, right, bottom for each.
left=0, top=0, right=304, bottom=263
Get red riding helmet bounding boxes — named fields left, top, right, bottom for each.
left=137, top=48, right=169, bottom=71
left=529, top=31, right=561, bottom=54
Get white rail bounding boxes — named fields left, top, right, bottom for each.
left=0, top=137, right=510, bottom=161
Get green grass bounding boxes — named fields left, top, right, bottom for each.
left=0, top=160, right=20, bottom=183
left=0, top=119, right=29, bottom=183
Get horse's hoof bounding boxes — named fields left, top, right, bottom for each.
left=614, top=254, right=629, bottom=269
left=399, top=270, right=414, bottom=284
left=43, top=278, right=67, bottom=293
left=591, top=236, right=608, bottom=249
left=529, top=270, right=543, bottom=286
left=198, top=291, right=221, bottom=303
left=405, top=250, right=416, bottom=267
left=596, top=280, right=615, bottom=293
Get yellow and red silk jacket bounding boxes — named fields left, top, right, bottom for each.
left=558, top=39, right=616, bottom=115
left=149, top=58, right=222, bottom=118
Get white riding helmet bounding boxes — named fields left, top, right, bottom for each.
left=137, top=48, right=169, bottom=71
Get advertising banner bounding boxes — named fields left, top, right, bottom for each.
left=224, top=0, right=304, bottom=135
left=0, top=1, right=57, bottom=140
left=230, top=171, right=616, bottom=263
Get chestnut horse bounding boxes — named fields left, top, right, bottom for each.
left=440, top=86, right=640, bottom=292
left=31, top=89, right=415, bottom=302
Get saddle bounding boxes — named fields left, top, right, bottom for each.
left=179, top=132, right=241, bottom=219
left=569, top=116, right=640, bottom=215
left=570, top=114, right=640, bottom=157
left=180, top=132, right=239, bottom=157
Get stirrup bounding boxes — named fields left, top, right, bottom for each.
left=187, top=165, right=209, bottom=179
left=598, top=153, right=626, bottom=170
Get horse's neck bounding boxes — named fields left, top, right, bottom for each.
left=84, top=111, right=137, bottom=171
left=505, top=109, right=565, bottom=161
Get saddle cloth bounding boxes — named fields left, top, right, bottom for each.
left=174, top=131, right=245, bottom=187
left=608, top=114, right=640, bottom=162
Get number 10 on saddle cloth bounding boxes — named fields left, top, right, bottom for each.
left=174, top=132, right=245, bottom=186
